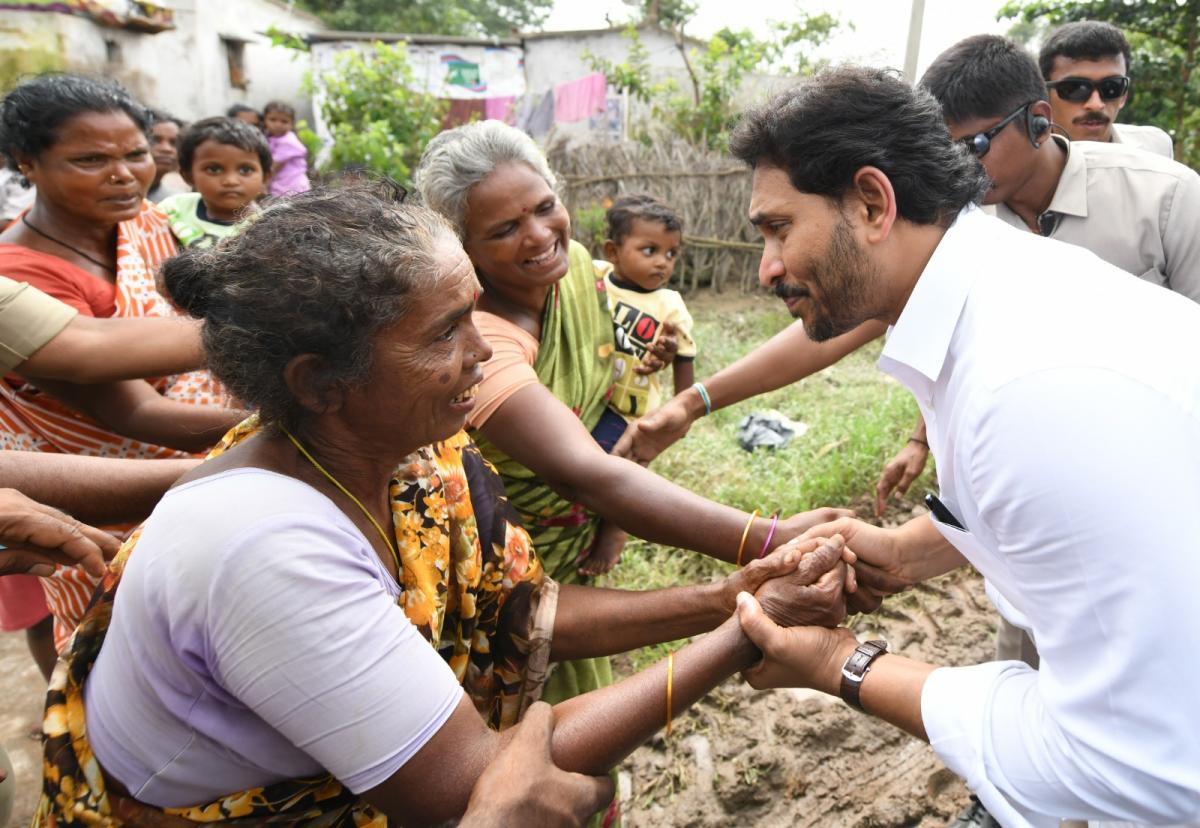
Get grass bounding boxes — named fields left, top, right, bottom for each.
left=597, top=292, right=934, bottom=672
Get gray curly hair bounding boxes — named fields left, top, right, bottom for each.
left=414, top=119, right=557, bottom=239
left=160, top=181, right=459, bottom=431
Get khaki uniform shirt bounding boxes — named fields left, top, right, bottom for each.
left=0, top=275, right=77, bottom=373
left=1111, top=122, right=1174, bottom=159
left=993, top=136, right=1200, bottom=302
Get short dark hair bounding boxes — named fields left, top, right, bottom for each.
left=161, top=182, right=457, bottom=430
left=605, top=194, right=683, bottom=244
left=730, top=66, right=989, bottom=227
left=0, top=73, right=149, bottom=176
left=1039, top=21, right=1132, bottom=78
left=921, top=35, right=1047, bottom=124
left=178, top=116, right=272, bottom=176
left=263, top=100, right=296, bottom=120
left=148, top=109, right=186, bottom=130
left=226, top=103, right=260, bottom=120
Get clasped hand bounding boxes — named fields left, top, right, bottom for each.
left=727, top=534, right=851, bottom=631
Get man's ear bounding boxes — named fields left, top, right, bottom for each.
left=849, top=166, right=898, bottom=245
left=1030, top=100, right=1054, bottom=146
left=283, top=353, right=345, bottom=416
left=602, top=238, right=618, bottom=263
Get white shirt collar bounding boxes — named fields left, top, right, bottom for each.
left=1044, top=135, right=1088, bottom=219
left=879, top=206, right=988, bottom=389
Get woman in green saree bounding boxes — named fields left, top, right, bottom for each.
left=415, top=122, right=851, bottom=706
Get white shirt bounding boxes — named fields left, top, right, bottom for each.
left=86, top=468, right=464, bottom=806
left=1110, top=122, right=1174, bottom=158
left=993, top=136, right=1200, bottom=302
left=879, top=208, right=1200, bottom=826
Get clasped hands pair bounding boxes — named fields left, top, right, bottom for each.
left=728, top=515, right=914, bottom=694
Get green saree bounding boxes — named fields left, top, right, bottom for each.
left=472, top=239, right=617, bottom=705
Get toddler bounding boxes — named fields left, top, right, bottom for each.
left=578, top=194, right=697, bottom=576
left=160, top=117, right=271, bottom=249
left=263, top=100, right=311, bottom=197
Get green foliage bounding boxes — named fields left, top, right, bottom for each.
left=311, top=41, right=446, bottom=185
left=264, top=24, right=310, bottom=52
left=999, top=0, right=1200, bottom=169
left=573, top=202, right=610, bottom=257
left=294, top=119, right=324, bottom=168
left=294, top=0, right=552, bottom=37
left=623, top=0, right=698, bottom=28
left=588, top=11, right=844, bottom=152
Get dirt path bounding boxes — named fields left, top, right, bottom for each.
left=1, top=629, right=46, bottom=828
left=616, top=565, right=996, bottom=826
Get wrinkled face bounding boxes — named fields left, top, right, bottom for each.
left=1046, top=54, right=1127, bottom=142
left=749, top=166, right=882, bottom=342
left=150, top=121, right=180, bottom=177
left=186, top=139, right=266, bottom=222
left=462, top=161, right=572, bottom=297
left=21, top=109, right=155, bottom=224
left=343, top=238, right=493, bottom=447
left=264, top=110, right=292, bottom=138
left=607, top=218, right=681, bottom=290
left=946, top=113, right=1038, bottom=206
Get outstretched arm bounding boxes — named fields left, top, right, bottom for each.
left=616, top=320, right=886, bottom=464
left=479, top=383, right=850, bottom=563
left=19, top=315, right=205, bottom=383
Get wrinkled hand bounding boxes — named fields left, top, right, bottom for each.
left=753, top=535, right=848, bottom=628
left=874, top=440, right=929, bottom=517
left=461, top=702, right=614, bottom=828
left=736, top=591, right=858, bottom=691
left=635, top=321, right=679, bottom=375
left=0, top=488, right=117, bottom=578
left=612, top=392, right=694, bottom=465
left=799, top=517, right=912, bottom=614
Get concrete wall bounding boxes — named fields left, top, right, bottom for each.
left=523, top=27, right=693, bottom=96
left=0, top=0, right=323, bottom=121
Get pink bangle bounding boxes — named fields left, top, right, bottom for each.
left=758, top=513, right=780, bottom=558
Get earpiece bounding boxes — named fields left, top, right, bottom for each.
left=1027, top=113, right=1051, bottom=147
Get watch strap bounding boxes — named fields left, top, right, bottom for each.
left=839, top=639, right=888, bottom=712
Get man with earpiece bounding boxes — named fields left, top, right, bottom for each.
left=873, top=33, right=1200, bottom=556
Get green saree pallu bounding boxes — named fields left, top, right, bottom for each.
left=472, top=240, right=618, bottom=706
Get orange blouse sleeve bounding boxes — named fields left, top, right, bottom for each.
left=467, top=311, right=541, bottom=429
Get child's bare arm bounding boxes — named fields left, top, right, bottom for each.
left=673, top=359, right=695, bottom=397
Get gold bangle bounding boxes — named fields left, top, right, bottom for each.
left=665, top=650, right=675, bottom=737
left=735, top=509, right=760, bottom=567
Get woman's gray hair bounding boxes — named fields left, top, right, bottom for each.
left=414, top=119, right=557, bottom=239
left=160, top=181, right=459, bottom=431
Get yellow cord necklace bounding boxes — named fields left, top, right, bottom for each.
left=282, top=427, right=401, bottom=575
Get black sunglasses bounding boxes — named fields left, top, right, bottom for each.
left=1046, top=75, right=1130, bottom=103
left=959, top=102, right=1031, bottom=158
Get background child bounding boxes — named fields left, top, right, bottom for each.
left=225, top=103, right=261, bottom=130
left=160, top=116, right=270, bottom=249
left=263, top=100, right=311, bottom=197
left=577, top=194, right=696, bottom=577
left=603, top=193, right=696, bottom=420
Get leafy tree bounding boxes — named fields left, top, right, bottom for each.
left=294, top=0, right=552, bottom=38
left=310, top=41, right=446, bottom=184
left=622, top=0, right=698, bottom=29
left=999, top=0, right=1200, bottom=168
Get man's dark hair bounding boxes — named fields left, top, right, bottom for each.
left=226, top=103, right=260, bottom=120
left=730, top=66, right=989, bottom=227
left=1039, top=21, right=1132, bottom=78
left=148, top=108, right=186, bottom=130
left=921, top=35, right=1047, bottom=124
left=178, top=116, right=272, bottom=176
left=605, top=194, right=683, bottom=244
left=0, top=73, right=149, bottom=176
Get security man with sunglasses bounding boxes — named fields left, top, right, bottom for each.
left=1039, top=20, right=1174, bottom=157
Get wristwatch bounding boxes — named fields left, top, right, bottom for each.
left=839, top=639, right=889, bottom=712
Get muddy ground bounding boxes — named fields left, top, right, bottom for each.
left=0, top=505, right=997, bottom=828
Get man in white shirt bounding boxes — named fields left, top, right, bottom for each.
left=874, top=33, right=1200, bottom=528
left=727, top=65, right=1200, bottom=827
left=1038, top=21, right=1174, bottom=157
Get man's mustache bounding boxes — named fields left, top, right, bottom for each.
left=775, top=283, right=809, bottom=300
left=1073, top=114, right=1111, bottom=126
